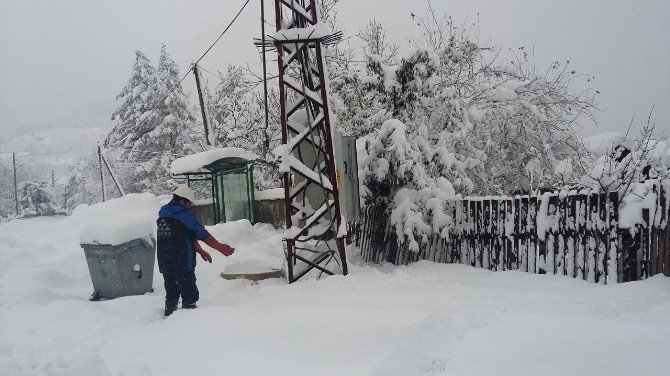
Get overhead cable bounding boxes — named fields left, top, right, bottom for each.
left=194, top=0, right=251, bottom=65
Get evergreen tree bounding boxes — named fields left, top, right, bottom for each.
left=208, top=66, right=266, bottom=153
left=0, top=159, right=13, bottom=217
left=105, top=51, right=156, bottom=153
left=126, top=45, right=200, bottom=193
left=62, top=164, right=85, bottom=212
left=18, top=179, right=57, bottom=217
left=105, top=45, right=202, bottom=194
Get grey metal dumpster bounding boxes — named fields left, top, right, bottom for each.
left=81, top=237, right=156, bottom=301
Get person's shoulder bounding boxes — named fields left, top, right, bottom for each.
left=181, top=208, right=200, bottom=222
left=158, top=201, right=179, bottom=218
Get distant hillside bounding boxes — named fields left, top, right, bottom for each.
left=0, top=125, right=111, bottom=178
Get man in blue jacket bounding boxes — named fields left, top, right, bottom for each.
left=157, top=185, right=235, bottom=316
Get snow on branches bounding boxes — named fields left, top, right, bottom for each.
left=359, top=119, right=461, bottom=251
left=105, top=46, right=203, bottom=194
left=18, top=179, right=57, bottom=217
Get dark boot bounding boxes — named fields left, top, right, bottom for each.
left=164, top=299, right=179, bottom=317
left=182, top=303, right=197, bottom=309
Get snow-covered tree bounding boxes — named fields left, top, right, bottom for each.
left=0, top=159, right=13, bottom=218
left=62, top=164, right=85, bottom=212
left=322, top=7, right=600, bottom=251
left=105, top=51, right=156, bottom=153
left=332, top=11, right=597, bottom=197
left=205, top=65, right=282, bottom=189
left=208, top=66, right=262, bottom=151
left=0, top=157, right=34, bottom=218
left=18, top=179, right=57, bottom=217
left=357, top=19, right=399, bottom=64
left=125, top=45, right=201, bottom=193
left=105, top=45, right=203, bottom=194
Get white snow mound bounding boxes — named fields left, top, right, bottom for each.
left=78, top=193, right=161, bottom=245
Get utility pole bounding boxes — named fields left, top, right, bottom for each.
left=12, top=152, right=18, bottom=215
left=98, top=144, right=106, bottom=202
left=51, top=170, right=55, bottom=187
left=260, top=0, right=270, bottom=158
left=193, top=64, right=211, bottom=146
left=101, top=152, right=125, bottom=196
left=82, top=175, right=87, bottom=204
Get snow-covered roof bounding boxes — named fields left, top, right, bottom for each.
left=170, top=147, right=259, bottom=175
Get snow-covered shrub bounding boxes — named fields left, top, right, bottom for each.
left=582, top=122, right=669, bottom=196
left=360, top=119, right=422, bottom=199
left=18, top=179, right=57, bottom=217
left=390, top=179, right=455, bottom=251
left=360, top=119, right=461, bottom=250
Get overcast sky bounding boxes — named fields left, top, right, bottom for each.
left=1, top=0, right=668, bottom=138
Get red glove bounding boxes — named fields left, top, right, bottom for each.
left=194, top=240, right=212, bottom=263
left=203, top=235, right=235, bottom=257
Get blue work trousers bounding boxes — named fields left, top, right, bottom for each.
left=162, top=271, right=199, bottom=307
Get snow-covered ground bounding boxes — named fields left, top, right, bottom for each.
left=1, top=195, right=669, bottom=376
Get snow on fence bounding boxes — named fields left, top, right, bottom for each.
left=350, top=181, right=670, bottom=283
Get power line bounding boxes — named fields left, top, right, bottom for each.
left=0, top=151, right=71, bottom=157
left=194, top=0, right=251, bottom=65
left=197, top=65, right=220, bottom=78
left=113, top=0, right=251, bottom=153
left=17, top=152, right=71, bottom=158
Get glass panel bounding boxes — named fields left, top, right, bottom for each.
left=221, top=167, right=250, bottom=222
left=217, top=173, right=225, bottom=222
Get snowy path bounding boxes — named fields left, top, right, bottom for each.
left=1, top=208, right=670, bottom=375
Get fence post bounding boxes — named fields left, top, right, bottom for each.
left=557, top=193, right=567, bottom=276
left=596, top=192, right=608, bottom=284
left=641, top=208, right=650, bottom=279
left=548, top=195, right=559, bottom=275
left=519, top=196, right=529, bottom=272
left=483, top=199, right=491, bottom=270
left=468, top=200, right=475, bottom=267
left=537, top=194, right=547, bottom=274
left=512, top=197, right=521, bottom=270
left=566, top=194, right=577, bottom=278
left=491, top=200, right=500, bottom=271
left=607, top=191, right=619, bottom=284
left=664, top=183, right=670, bottom=277
left=586, top=192, right=598, bottom=282
left=529, top=196, right=538, bottom=274
left=576, top=192, right=587, bottom=280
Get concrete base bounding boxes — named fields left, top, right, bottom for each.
left=220, top=269, right=283, bottom=281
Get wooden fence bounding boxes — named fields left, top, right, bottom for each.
left=351, top=182, right=670, bottom=283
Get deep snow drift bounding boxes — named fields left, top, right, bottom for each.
left=1, top=195, right=669, bottom=376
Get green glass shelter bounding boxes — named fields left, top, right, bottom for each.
left=170, top=148, right=259, bottom=224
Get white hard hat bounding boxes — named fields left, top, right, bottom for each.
left=173, top=185, right=196, bottom=203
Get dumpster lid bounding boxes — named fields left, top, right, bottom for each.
left=81, top=217, right=153, bottom=246
left=78, top=193, right=159, bottom=246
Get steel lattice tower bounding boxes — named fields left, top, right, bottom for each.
left=269, top=0, right=348, bottom=283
